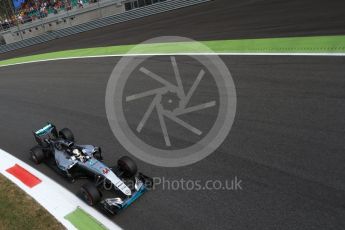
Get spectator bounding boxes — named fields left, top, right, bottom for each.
left=78, top=0, right=84, bottom=8
left=6, top=0, right=91, bottom=28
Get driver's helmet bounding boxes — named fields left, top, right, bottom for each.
left=72, top=149, right=82, bottom=157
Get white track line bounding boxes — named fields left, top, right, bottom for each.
left=0, top=148, right=121, bottom=230
left=0, top=52, right=344, bottom=68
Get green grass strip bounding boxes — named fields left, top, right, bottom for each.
left=1, top=35, right=345, bottom=67
left=64, top=207, right=107, bottom=230
left=0, top=174, right=63, bottom=230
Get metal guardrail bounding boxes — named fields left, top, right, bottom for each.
left=0, top=0, right=210, bottom=54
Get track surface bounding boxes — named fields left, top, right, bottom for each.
left=0, top=56, right=345, bottom=229
left=1, top=0, right=345, bottom=60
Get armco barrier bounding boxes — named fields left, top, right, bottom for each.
left=0, top=0, right=211, bottom=54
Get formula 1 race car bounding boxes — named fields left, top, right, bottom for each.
left=30, top=123, right=152, bottom=214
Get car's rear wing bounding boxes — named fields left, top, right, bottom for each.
left=33, top=123, right=58, bottom=145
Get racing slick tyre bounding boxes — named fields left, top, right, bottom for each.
left=80, top=183, right=101, bottom=206
left=118, top=156, right=137, bottom=178
left=93, top=147, right=103, bottom=160
left=30, top=146, right=45, bottom=164
left=59, top=128, right=74, bottom=142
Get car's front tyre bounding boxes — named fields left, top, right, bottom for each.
left=80, top=183, right=101, bottom=206
left=93, top=147, right=103, bottom=160
left=118, top=156, right=137, bottom=178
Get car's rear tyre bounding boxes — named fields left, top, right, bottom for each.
left=59, top=128, right=74, bottom=142
left=80, top=183, right=101, bottom=206
left=118, top=156, right=137, bottom=178
left=30, top=146, right=45, bottom=164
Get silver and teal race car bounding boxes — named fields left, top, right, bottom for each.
left=30, top=123, right=152, bottom=214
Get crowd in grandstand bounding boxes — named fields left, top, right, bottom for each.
left=0, top=16, right=15, bottom=31
left=16, top=0, right=74, bottom=23
left=0, top=0, right=94, bottom=31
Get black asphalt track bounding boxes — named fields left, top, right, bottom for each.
left=1, top=0, right=345, bottom=60
left=0, top=55, right=345, bottom=229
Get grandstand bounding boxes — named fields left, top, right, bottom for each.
left=1, top=0, right=168, bottom=31
left=0, top=0, right=171, bottom=44
left=16, top=0, right=97, bottom=23
left=0, top=0, right=124, bottom=44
